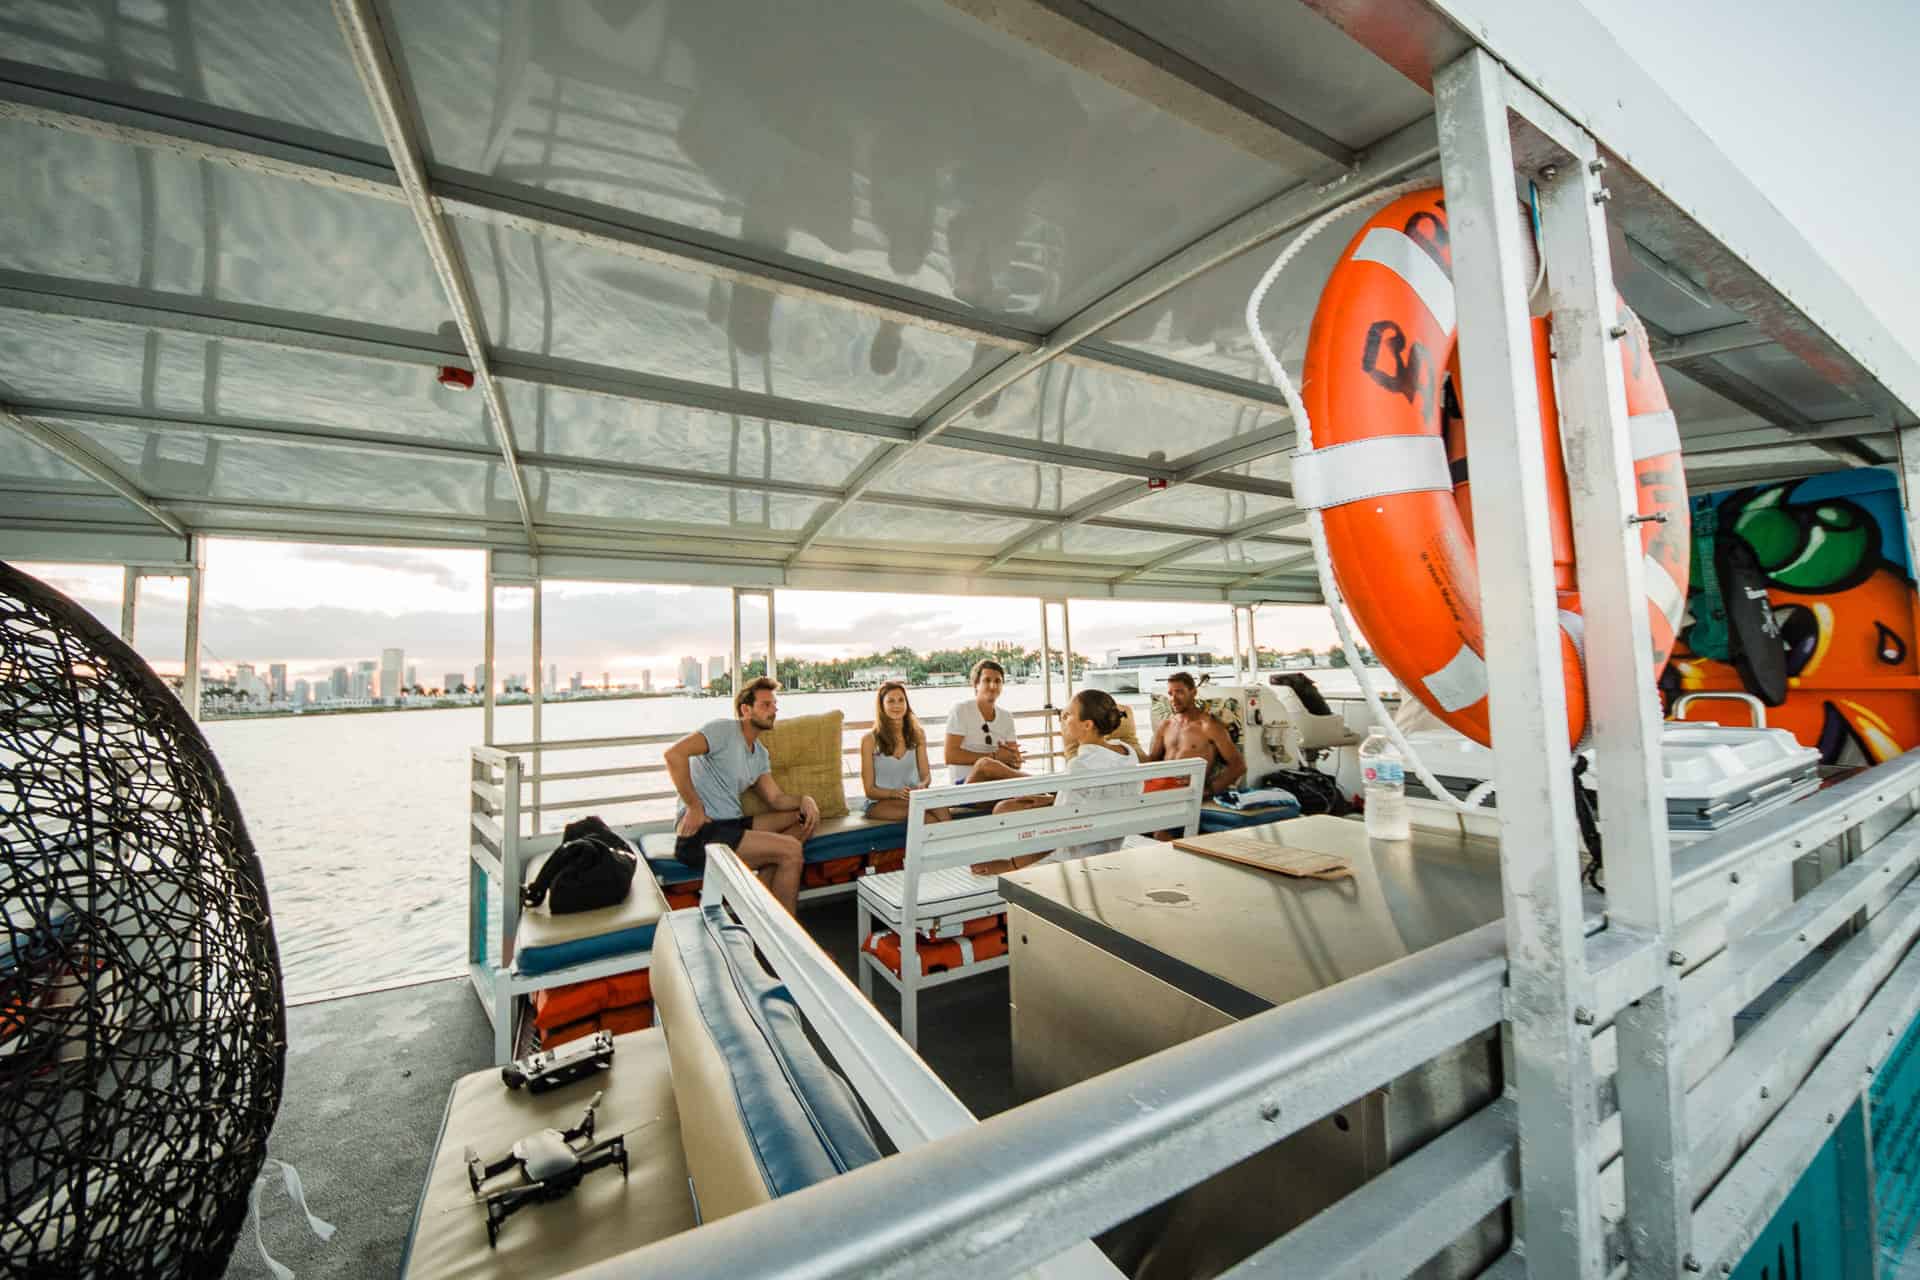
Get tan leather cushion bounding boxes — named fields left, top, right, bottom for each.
left=738, top=710, right=849, bottom=819
left=402, top=1029, right=693, bottom=1280
left=648, top=913, right=771, bottom=1222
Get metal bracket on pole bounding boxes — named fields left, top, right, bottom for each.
left=1436, top=47, right=1604, bottom=1279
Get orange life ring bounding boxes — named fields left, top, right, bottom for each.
left=1297, top=188, right=1689, bottom=748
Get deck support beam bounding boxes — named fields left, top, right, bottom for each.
left=1436, top=48, right=1603, bottom=1278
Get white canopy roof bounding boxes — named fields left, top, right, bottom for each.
left=0, top=0, right=1913, bottom=601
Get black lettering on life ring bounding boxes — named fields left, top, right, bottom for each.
left=1361, top=320, right=1438, bottom=415
left=1404, top=210, right=1451, bottom=271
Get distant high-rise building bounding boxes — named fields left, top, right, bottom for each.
left=546, top=663, right=558, bottom=696
left=569, top=672, right=582, bottom=694
left=505, top=673, right=525, bottom=693
left=707, top=655, right=726, bottom=682
left=678, top=656, right=701, bottom=689
left=233, top=663, right=262, bottom=702
left=380, top=648, right=404, bottom=702
left=330, top=666, right=350, bottom=699
left=268, top=663, right=287, bottom=701
left=640, top=669, right=653, bottom=692
left=293, top=678, right=309, bottom=706
left=473, top=663, right=488, bottom=695
left=445, top=673, right=463, bottom=694
left=406, top=664, right=417, bottom=690
left=353, top=659, right=376, bottom=701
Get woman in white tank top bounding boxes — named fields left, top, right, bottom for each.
left=860, top=682, right=950, bottom=823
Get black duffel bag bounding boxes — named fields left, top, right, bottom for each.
left=522, top=815, right=638, bottom=914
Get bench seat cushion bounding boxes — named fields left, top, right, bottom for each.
left=400, top=1028, right=693, bottom=1280
left=514, top=850, right=668, bottom=976
left=651, top=908, right=882, bottom=1222
left=638, top=815, right=908, bottom=880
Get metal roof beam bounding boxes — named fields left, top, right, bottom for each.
left=943, top=0, right=1356, bottom=169
left=785, top=116, right=1441, bottom=564
left=0, top=61, right=1318, bottom=411
left=1109, top=510, right=1312, bottom=584
left=1651, top=322, right=1771, bottom=365
left=0, top=276, right=1307, bottom=506
left=333, top=0, right=538, bottom=553
left=0, top=408, right=188, bottom=538
left=7, top=401, right=1311, bottom=551
left=1666, top=353, right=1883, bottom=467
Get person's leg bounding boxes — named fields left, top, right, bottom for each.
left=863, top=797, right=909, bottom=822
left=969, top=796, right=1051, bottom=875
left=734, top=829, right=803, bottom=914
left=963, top=757, right=1026, bottom=784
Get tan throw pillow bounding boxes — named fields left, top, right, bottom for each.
left=738, top=710, right=850, bottom=820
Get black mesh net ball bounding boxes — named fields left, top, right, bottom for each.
left=0, top=561, right=284, bottom=1277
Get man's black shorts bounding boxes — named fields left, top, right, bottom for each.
left=673, top=817, right=750, bottom=869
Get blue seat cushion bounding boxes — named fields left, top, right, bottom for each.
left=1200, top=803, right=1301, bottom=832
left=657, top=906, right=882, bottom=1203
left=639, top=818, right=910, bottom=883
left=513, top=848, right=668, bottom=976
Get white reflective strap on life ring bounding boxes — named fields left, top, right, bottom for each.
left=1644, top=554, right=1686, bottom=631
left=1291, top=434, right=1453, bottom=511
left=1351, top=227, right=1457, bottom=334
left=1422, top=643, right=1490, bottom=713
left=955, top=936, right=975, bottom=966
left=1629, top=409, right=1681, bottom=461
left=1559, top=610, right=1587, bottom=665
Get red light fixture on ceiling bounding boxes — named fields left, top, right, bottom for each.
left=1147, top=477, right=1168, bottom=491
left=437, top=365, right=475, bottom=390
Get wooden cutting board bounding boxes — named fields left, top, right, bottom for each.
left=1171, top=830, right=1354, bottom=880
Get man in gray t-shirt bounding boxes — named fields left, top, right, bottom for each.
left=663, top=676, right=818, bottom=913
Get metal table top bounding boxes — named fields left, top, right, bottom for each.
left=999, top=815, right=1509, bottom=1017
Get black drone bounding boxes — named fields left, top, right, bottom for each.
left=464, top=1090, right=629, bottom=1246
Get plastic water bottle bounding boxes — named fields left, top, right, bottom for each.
left=1359, top=729, right=1411, bottom=841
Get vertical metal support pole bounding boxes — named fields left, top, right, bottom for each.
left=1538, top=131, right=1690, bottom=1272
left=1040, top=599, right=1056, bottom=765
left=483, top=553, right=497, bottom=746
left=766, top=589, right=778, bottom=683
left=181, top=537, right=204, bottom=721
left=1895, top=425, right=1920, bottom=665
left=119, top=565, right=138, bottom=645
left=1437, top=48, right=1602, bottom=1279
left=730, top=586, right=744, bottom=697
left=1060, top=598, right=1075, bottom=701
left=530, top=570, right=543, bottom=834
left=1246, top=605, right=1259, bottom=674
left=1229, top=605, right=1244, bottom=678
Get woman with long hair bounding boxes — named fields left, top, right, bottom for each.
left=860, top=681, right=949, bottom=823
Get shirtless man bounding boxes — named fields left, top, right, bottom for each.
left=1145, top=672, right=1245, bottom=796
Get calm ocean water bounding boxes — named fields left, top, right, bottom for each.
left=206, top=685, right=1068, bottom=999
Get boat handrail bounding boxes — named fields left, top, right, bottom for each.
left=491, top=706, right=1060, bottom=754
left=563, top=918, right=1509, bottom=1280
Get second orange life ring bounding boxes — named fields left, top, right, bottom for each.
left=1296, top=188, right=1690, bottom=748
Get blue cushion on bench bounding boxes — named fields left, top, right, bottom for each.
left=1199, top=803, right=1300, bottom=832
left=638, top=819, right=910, bottom=884
left=661, top=906, right=882, bottom=1198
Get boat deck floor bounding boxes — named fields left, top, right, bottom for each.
left=224, top=896, right=1013, bottom=1279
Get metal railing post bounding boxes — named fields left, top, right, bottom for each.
left=530, top=569, right=543, bottom=833
left=119, top=564, right=138, bottom=644
left=1437, top=47, right=1605, bottom=1278
left=766, top=588, right=777, bottom=681
left=1060, top=597, right=1075, bottom=702
left=730, top=586, right=744, bottom=696
left=181, top=537, right=204, bottom=720
left=1536, top=118, right=1691, bottom=1271
left=482, top=553, right=497, bottom=746
left=1040, top=599, right=1056, bottom=764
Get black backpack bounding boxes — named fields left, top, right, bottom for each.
left=1259, top=768, right=1354, bottom=818
left=522, top=815, right=638, bottom=914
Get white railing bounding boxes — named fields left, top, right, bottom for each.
left=481, top=708, right=1069, bottom=836
left=552, top=749, right=1920, bottom=1278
